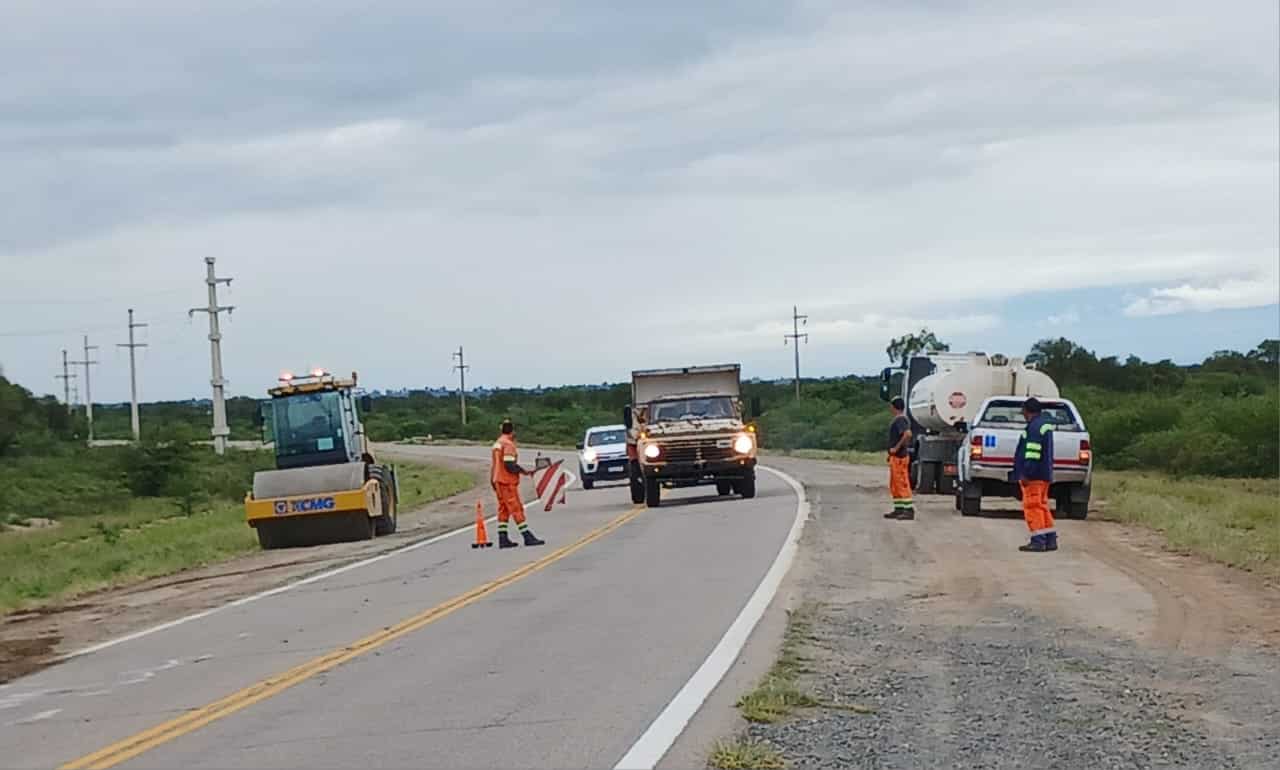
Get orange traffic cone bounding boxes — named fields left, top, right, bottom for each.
left=472, top=501, right=492, bottom=549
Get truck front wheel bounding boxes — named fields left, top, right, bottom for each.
left=644, top=475, right=661, bottom=508
left=629, top=462, right=645, bottom=504
left=738, top=472, right=757, bottom=499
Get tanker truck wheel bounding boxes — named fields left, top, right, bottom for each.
left=916, top=462, right=939, bottom=494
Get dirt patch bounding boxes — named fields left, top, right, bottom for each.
left=0, top=634, right=62, bottom=684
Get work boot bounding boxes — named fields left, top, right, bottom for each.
left=884, top=510, right=903, bottom=519
left=521, top=529, right=546, bottom=547
left=897, top=508, right=916, bottom=521
left=1019, top=535, right=1048, bottom=553
left=498, top=531, right=518, bottom=549
left=1044, top=532, right=1059, bottom=552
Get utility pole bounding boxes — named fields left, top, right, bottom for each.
left=118, top=308, right=148, bottom=442
left=783, top=305, right=809, bottom=400
left=69, top=335, right=100, bottom=443
left=452, top=346, right=470, bottom=425
left=190, top=257, right=234, bottom=455
left=56, top=349, right=77, bottom=413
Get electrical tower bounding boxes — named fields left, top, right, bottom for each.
left=56, top=349, right=77, bottom=413
left=118, top=309, right=148, bottom=441
left=783, top=305, right=809, bottom=399
left=452, top=346, right=470, bottom=425
left=190, top=257, right=235, bottom=455
left=69, top=335, right=100, bottom=443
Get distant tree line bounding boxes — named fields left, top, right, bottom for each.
left=4, top=335, right=1276, bottom=478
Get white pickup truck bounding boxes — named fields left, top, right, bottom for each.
left=956, top=396, right=1093, bottom=519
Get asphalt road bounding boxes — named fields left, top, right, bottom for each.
left=1, top=446, right=801, bottom=769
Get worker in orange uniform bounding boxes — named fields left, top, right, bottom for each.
left=491, top=419, right=546, bottom=549
left=1011, top=398, right=1057, bottom=552
left=885, top=397, right=915, bottom=520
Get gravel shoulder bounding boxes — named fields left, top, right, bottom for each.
left=716, top=457, right=1280, bottom=769
left=0, top=451, right=489, bottom=684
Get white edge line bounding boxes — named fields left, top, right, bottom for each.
left=613, top=464, right=810, bottom=770
left=63, top=465, right=577, bottom=662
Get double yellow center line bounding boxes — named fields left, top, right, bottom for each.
left=62, top=505, right=645, bottom=770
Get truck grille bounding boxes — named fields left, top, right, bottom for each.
left=659, top=438, right=736, bottom=464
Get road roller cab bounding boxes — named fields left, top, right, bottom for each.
left=245, top=370, right=399, bottom=549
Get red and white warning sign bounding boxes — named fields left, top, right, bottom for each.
left=948, top=391, right=967, bottom=409
left=533, top=459, right=570, bottom=512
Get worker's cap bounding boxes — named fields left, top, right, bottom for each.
left=1022, top=397, right=1044, bottom=414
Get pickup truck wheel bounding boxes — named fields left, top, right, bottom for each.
left=644, top=476, right=661, bottom=508
left=738, top=473, right=757, bottom=499
left=716, top=480, right=733, bottom=496
left=582, top=476, right=594, bottom=490
left=960, top=485, right=982, bottom=516
left=629, top=462, right=645, bottom=504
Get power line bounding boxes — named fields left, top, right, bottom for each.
left=68, top=335, right=100, bottom=443
left=452, top=346, right=470, bottom=426
left=118, top=309, right=149, bottom=441
left=783, top=305, right=809, bottom=399
left=190, top=257, right=234, bottom=456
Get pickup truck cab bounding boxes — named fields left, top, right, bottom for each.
left=577, top=425, right=629, bottom=490
left=957, top=396, right=1093, bottom=519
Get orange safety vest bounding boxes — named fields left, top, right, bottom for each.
left=491, top=434, right=521, bottom=486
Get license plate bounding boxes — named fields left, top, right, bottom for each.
left=609, top=464, right=626, bottom=472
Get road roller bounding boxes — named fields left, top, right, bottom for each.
left=245, top=369, right=399, bottom=549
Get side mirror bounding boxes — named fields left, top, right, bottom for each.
left=576, top=442, right=584, bottom=450
left=622, top=405, right=633, bottom=429
left=749, top=396, right=762, bottom=419
left=359, top=395, right=373, bottom=413
left=878, top=368, right=892, bottom=402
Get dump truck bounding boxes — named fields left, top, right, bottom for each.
left=880, top=353, right=1059, bottom=494
left=245, top=369, right=399, bottom=549
left=623, top=364, right=758, bottom=508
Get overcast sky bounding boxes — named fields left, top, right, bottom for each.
left=2, top=0, right=1277, bottom=403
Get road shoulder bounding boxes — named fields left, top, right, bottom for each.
left=706, top=456, right=1280, bottom=769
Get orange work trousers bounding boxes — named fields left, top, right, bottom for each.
left=888, top=455, right=913, bottom=511
left=494, top=483, right=526, bottom=525
left=1019, top=480, right=1054, bottom=535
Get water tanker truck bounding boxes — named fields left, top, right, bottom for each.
left=880, top=353, right=1059, bottom=494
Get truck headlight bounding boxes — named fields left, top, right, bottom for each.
left=583, top=448, right=597, bottom=463
left=733, top=434, right=755, bottom=454
left=643, top=443, right=662, bottom=460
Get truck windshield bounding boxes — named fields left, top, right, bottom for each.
left=649, top=397, right=734, bottom=422
left=269, top=391, right=347, bottom=458
left=588, top=430, right=626, bottom=446
left=977, top=401, right=1079, bottom=429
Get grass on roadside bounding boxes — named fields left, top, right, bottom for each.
left=769, top=448, right=884, bottom=467
left=392, top=462, right=474, bottom=510
left=736, top=605, right=820, bottom=723
left=1093, top=471, right=1280, bottom=578
left=708, top=738, right=786, bottom=770
left=0, top=461, right=475, bottom=615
